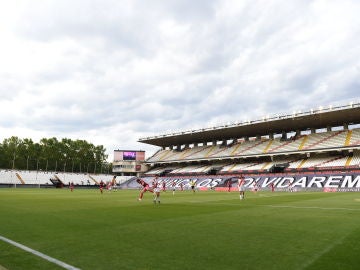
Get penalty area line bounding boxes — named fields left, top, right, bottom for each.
left=0, top=235, right=81, bottom=270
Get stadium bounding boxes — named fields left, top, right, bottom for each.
left=1, top=102, right=360, bottom=270
left=122, top=102, right=360, bottom=192
left=2, top=102, right=359, bottom=190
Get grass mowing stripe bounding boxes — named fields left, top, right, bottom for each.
left=299, top=231, right=350, bottom=270
left=266, top=205, right=360, bottom=211
left=0, top=235, right=81, bottom=270
left=1, top=189, right=359, bottom=269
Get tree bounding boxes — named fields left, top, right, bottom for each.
left=0, top=136, right=110, bottom=174
left=2, top=136, right=22, bottom=169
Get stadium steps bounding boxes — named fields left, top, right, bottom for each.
left=88, top=175, right=99, bottom=185
left=237, top=140, right=265, bottom=155
left=303, top=130, right=344, bottom=150
left=352, top=139, right=360, bottom=146
left=284, top=158, right=303, bottom=171
left=297, top=159, right=308, bottom=169
left=147, top=149, right=168, bottom=162
left=240, top=162, right=264, bottom=171
left=183, top=146, right=211, bottom=159
left=350, top=150, right=360, bottom=166
left=230, top=143, right=242, bottom=155
left=345, top=156, right=353, bottom=166
left=221, top=162, right=258, bottom=172
left=298, top=136, right=308, bottom=150
left=53, top=174, right=63, bottom=182
left=205, top=146, right=217, bottom=157
left=226, top=164, right=238, bottom=172
left=179, top=148, right=192, bottom=159
left=263, top=140, right=273, bottom=153
left=315, top=156, right=343, bottom=167
left=239, top=162, right=261, bottom=171
left=345, top=130, right=353, bottom=146
left=15, top=173, right=25, bottom=184
left=169, top=164, right=208, bottom=174
left=147, top=148, right=162, bottom=161
left=161, top=150, right=181, bottom=161
left=268, top=139, right=293, bottom=153
left=208, top=145, right=231, bottom=158
left=349, top=129, right=360, bottom=145
left=200, top=165, right=213, bottom=173
left=261, top=162, right=272, bottom=170
left=154, top=150, right=170, bottom=161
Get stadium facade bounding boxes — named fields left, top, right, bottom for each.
left=133, top=102, right=360, bottom=191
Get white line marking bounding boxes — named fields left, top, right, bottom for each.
left=0, top=235, right=81, bottom=270
left=299, top=232, right=349, bottom=269
left=0, top=264, right=9, bottom=270
left=266, top=205, right=360, bottom=211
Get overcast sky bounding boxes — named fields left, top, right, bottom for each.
left=0, top=0, right=359, bottom=160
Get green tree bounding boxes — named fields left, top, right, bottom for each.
left=0, top=136, right=110, bottom=174
left=2, top=136, right=22, bottom=169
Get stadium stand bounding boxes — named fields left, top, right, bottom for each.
left=2, top=102, right=360, bottom=191
left=137, top=103, right=360, bottom=183
left=145, top=128, right=360, bottom=164
left=0, top=170, right=128, bottom=187
left=0, top=170, right=23, bottom=185
left=351, top=150, right=360, bottom=165
left=144, top=165, right=182, bottom=175
left=168, top=164, right=213, bottom=175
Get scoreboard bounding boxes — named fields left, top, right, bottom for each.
left=113, top=150, right=145, bottom=162
left=113, top=150, right=147, bottom=176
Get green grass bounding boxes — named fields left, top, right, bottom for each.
left=0, top=188, right=359, bottom=270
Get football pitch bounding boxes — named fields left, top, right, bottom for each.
left=0, top=188, right=359, bottom=270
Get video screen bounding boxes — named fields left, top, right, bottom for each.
left=123, top=151, right=136, bottom=160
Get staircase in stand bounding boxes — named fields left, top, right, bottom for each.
left=303, top=131, right=344, bottom=150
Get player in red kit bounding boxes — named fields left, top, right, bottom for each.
left=162, top=181, right=166, bottom=192
left=70, top=182, right=74, bottom=192
left=227, top=179, right=232, bottom=192
left=270, top=182, right=275, bottom=192
left=99, top=180, right=105, bottom=194
left=137, top=178, right=153, bottom=201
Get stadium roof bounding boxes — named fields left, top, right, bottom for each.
left=139, top=103, right=360, bottom=147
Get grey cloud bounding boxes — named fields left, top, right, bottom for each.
left=143, top=0, right=217, bottom=22
left=1, top=0, right=360, bottom=159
